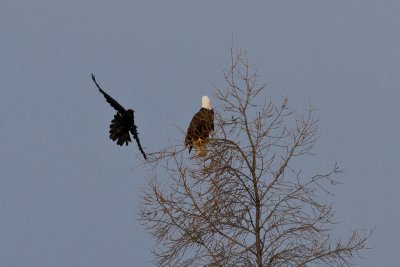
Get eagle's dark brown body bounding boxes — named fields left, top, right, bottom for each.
left=185, top=107, right=214, bottom=153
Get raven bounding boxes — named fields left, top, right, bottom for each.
left=91, top=74, right=147, bottom=160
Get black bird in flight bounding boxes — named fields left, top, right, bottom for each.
left=91, top=74, right=147, bottom=160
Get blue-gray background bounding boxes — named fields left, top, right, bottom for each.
left=1, top=1, right=398, bottom=266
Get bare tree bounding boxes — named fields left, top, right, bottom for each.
left=139, top=48, right=372, bottom=267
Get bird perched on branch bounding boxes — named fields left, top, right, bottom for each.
left=91, top=74, right=147, bottom=160
left=185, top=96, right=214, bottom=156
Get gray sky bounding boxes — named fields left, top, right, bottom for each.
left=1, top=0, right=399, bottom=266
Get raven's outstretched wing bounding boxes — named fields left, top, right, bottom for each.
left=91, top=73, right=126, bottom=114
left=130, top=127, right=147, bottom=160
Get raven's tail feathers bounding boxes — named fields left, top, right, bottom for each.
left=109, top=113, right=131, bottom=146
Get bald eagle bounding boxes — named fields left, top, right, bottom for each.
left=91, top=74, right=147, bottom=160
left=185, top=96, right=214, bottom=155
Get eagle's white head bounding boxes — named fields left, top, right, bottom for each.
left=201, top=95, right=212, bottom=110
